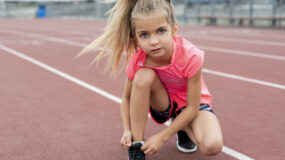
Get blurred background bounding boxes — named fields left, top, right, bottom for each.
left=0, top=0, right=284, bottom=28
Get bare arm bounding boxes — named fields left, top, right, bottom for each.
left=159, top=67, right=202, bottom=142
left=121, top=78, right=132, bottom=132
left=120, top=78, right=133, bottom=150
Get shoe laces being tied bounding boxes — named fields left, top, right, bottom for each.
left=129, top=143, right=145, bottom=160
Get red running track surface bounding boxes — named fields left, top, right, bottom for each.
left=0, top=19, right=284, bottom=160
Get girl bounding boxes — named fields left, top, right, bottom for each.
left=78, top=0, right=223, bottom=159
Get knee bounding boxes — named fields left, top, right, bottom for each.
left=133, top=68, right=156, bottom=89
left=200, top=139, right=223, bottom=156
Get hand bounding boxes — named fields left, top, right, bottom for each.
left=141, top=134, right=165, bottom=155
left=120, top=130, right=132, bottom=150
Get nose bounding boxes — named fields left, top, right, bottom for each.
left=149, top=35, right=159, bottom=46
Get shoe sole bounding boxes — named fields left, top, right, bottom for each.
left=176, top=140, right=197, bottom=153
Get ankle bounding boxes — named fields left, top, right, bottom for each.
left=132, top=141, right=145, bottom=146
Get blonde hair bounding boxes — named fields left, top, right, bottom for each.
left=77, top=0, right=176, bottom=73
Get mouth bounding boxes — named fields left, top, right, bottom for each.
left=151, top=48, right=161, bottom=53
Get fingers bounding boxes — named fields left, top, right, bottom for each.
left=120, top=135, right=132, bottom=150
left=126, top=136, right=132, bottom=147
left=120, top=139, right=130, bottom=150
left=141, top=142, right=147, bottom=151
left=141, top=142, right=158, bottom=155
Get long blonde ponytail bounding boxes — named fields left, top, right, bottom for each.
left=77, top=0, right=137, bottom=73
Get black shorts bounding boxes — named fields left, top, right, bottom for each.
left=149, top=102, right=215, bottom=124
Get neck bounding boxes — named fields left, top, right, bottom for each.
left=146, top=45, right=173, bottom=67
left=148, top=53, right=171, bottom=65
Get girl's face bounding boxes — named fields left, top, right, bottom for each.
left=134, top=11, right=177, bottom=61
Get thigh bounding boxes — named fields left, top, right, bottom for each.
left=189, top=111, right=223, bottom=148
left=147, top=69, right=169, bottom=112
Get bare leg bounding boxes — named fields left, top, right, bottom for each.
left=130, top=68, right=169, bottom=142
left=184, top=111, right=223, bottom=156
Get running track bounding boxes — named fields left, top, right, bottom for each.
left=0, top=19, right=284, bottom=160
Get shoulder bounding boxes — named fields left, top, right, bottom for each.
left=126, top=49, right=146, bottom=80
left=173, top=36, right=205, bottom=78
left=174, top=36, right=204, bottom=61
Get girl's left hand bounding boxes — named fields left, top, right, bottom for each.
left=141, top=133, right=165, bottom=155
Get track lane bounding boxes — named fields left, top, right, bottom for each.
left=1, top=29, right=284, bottom=88
left=1, top=19, right=282, bottom=160
left=205, top=73, right=285, bottom=160
left=0, top=49, right=124, bottom=160
left=1, top=19, right=285, bottom=57
left=0, top=37, right=269, bottom=160
left=0, top=44, right=236, bottom=160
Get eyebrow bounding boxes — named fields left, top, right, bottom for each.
left=136, top=26, right=169, bottom=34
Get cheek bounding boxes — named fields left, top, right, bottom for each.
left=136, top=40, right=147, bottom=50
left=137, top=38, right=148, bottom=46
left=135, top=37, right=142, bottom=47
left=163, top=38, right=174, bottom=50
left=136, top=39, right=143, bottom=47
left=162, top=36, right=173, bottom=45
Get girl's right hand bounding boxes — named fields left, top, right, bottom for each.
left=120, top=130, right=133, bottom=150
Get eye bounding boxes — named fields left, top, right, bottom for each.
left=139, top=33, right=148, bottom=38
left=158, top=28, right=166, bottom=34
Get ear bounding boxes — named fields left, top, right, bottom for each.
left=172, top=22, right=178, bottom=37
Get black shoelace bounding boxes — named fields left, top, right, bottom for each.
left=129, top=143, right=145, bottom=160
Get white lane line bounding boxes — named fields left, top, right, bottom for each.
left=203, top=69, right=285, bottom=90
left=0, top=30, right=285, bottom=60
left=222, top=146, right=255, bottom=160
left=207, top=30, right=285, bottom=40
left=0, top=44, right=255, bottom=160
left=187, top=34, right=285, bottom=47
left=1, top=30, right=284, bottom=90
left=1, top=29, right=285, bottom=90
left=199, top=46, right=285, bottom=61
left=0, top=30, right=87, bottom=47
left=0, top=44, right=120, bottom=103
left=1, top=29, right=284, bottom=61
left=186, top=29, right=285, bottom=40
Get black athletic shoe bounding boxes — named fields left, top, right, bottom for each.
left=128, top=142, right=145, bottom=160
left=176, top=130, right=197, bottom=153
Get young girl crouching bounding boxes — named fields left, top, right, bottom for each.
left=78, top=0, right=223, bottom=159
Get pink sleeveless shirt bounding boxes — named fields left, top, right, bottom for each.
left=126, top=36, right=213, bottom=109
